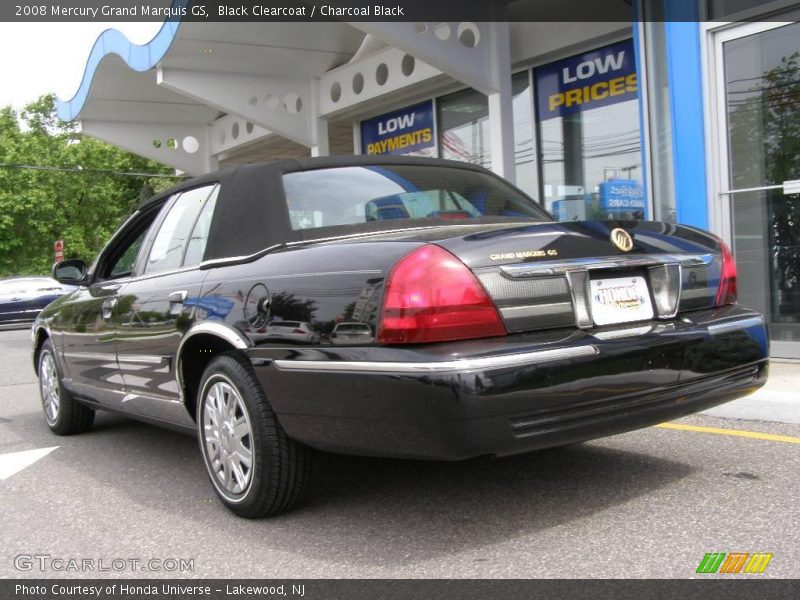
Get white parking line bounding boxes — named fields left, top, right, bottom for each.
left=0, top=446, right=58, bottom=480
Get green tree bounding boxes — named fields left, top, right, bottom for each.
left=0, top=94, right=178, bottom=276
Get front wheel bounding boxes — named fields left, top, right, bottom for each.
left=38, top=339, right=94, bottom=435
left=196, top=353, right=312, bottom=518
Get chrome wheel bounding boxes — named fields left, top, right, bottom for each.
left=40, top=352, right=60, bottom=425
left=202, top=379, right=254, bottom=496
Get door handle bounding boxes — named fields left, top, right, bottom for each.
left=102, top=297, right=117, bottom=319
left=168, top=290, right=188, bottom=316
left=169, top=290, right=188, bottom=304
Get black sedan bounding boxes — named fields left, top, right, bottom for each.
left=32, top=156, right=768, bottom=518
left=0, top=276, right=76, bottom=326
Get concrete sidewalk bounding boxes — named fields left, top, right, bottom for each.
left=702, top=360, right=800, bottom=425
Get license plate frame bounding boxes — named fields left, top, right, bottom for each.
left=589, top=275, right=654, bottom=326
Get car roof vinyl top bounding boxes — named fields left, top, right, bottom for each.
left=139, top=155, right=491, bottom=209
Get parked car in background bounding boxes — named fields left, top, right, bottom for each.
left=330, top=322, right=374, bottom=345
left=32, top=156, right=768, bottom=519
left=0, top=277, right=76, bottom=326
left=262, top=320, right=320, bottom=344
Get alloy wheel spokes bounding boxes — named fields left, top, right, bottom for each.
left=40, top=353, right=60, bottom=424
left=202, top=380, right=254, bottom=495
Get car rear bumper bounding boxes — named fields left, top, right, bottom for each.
left=247, top=305, right=769, bottom=460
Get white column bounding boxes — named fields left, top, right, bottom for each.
left=487, top=22, right=515, bottom=182
left=310, top=80, right=329, bottom=157
left=310, top=118, right=329, bottom=157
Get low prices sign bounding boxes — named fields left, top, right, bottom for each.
left=54, top=239, right=64, bottom=263
left=535, top=39, right=638, bottom=121
left=361, top=101, right=434, bottom=156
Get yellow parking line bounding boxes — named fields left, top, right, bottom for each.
left=656, top=422, right=800, bottom=444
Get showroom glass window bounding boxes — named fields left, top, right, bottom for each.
left=534, top=40, right=644, bottom=221
left=437, top=78, right=538, bottom=199
left=438, top=88, right=491, bottom=170
left=511, top=71, right=537, bottom=198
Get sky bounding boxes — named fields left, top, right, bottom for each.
left=0, top=22, right=162, bottom=110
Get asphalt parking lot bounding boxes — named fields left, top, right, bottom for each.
left=1, top=328, right=798, bottom=579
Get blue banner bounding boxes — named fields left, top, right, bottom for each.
left=535, top=39, right=638, bottom=121
left=361, top=101, right=434, bottom=156
left=599, top=179, right=644, bottom=211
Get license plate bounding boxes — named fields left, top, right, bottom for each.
left=590, top=276, right=654, bottom=326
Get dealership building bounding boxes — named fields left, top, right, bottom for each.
left=57, top=1, right=800, bottom=357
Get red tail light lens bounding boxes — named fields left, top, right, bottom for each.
left=715, top=238, right=738, bottom=306
left=378, top=244, right=506, bottom=344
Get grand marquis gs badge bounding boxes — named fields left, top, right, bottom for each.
left=610, top=228, right=634, bottom=252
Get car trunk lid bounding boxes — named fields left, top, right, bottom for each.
left=425, top=220, right=724, bottom=333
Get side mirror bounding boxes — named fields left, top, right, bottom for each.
left=52, top=259, right=88, bottom=285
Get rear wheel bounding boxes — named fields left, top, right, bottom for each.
left=196, top=353, right=312, bottom=518
left=38, top=339, right=94, bottom=435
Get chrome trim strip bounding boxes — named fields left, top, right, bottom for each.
left=199, top=245, right=285, bottom=270
left=707, top=316, right=765, bottom=336
left=565, top=270, right=593, bottom=330
left=117, top=355, right=168, bottom=365
left=273, top=345, right=598, bottom=374
left=175, top=321, right=250, bottom=402
left=124, top=264, right=199, bottom=283
left=501, top=253, right=713, bottom=278
left=269, top=270, right=382, bottom=279
left=62, top=351, right=117, bottom=361
left=593, top=325, right=653, bottom=340
left=499, top=302, right=574, bottom=319
left=32, top=322, right=52, bottom=344
left=178, top=321, right=249, bottom=351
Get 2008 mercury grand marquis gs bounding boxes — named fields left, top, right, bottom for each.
left=32, top=156, right=768, bottom=517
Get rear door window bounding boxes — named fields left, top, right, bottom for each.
left=145, top=185, right=215, bottom=274
left=183, top=185, right=220, bottom=266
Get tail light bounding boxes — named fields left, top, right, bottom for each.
left=292, top=329, right=306, bottom=334
left=378, top=244, right=506, bottom=344
left=715, top=238, right=738, bottom=306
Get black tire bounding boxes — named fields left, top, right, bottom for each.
left=196, top=352, right=312, bottom=518
left=37, top=338, right=94, bottom=435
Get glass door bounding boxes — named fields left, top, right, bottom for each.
left=714, top=20, right=800, bottom=358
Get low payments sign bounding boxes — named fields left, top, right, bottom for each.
left=361, top=101, right=434, bottom=155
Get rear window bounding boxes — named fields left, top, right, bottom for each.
left=282, top=165, right=548, bottom=231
